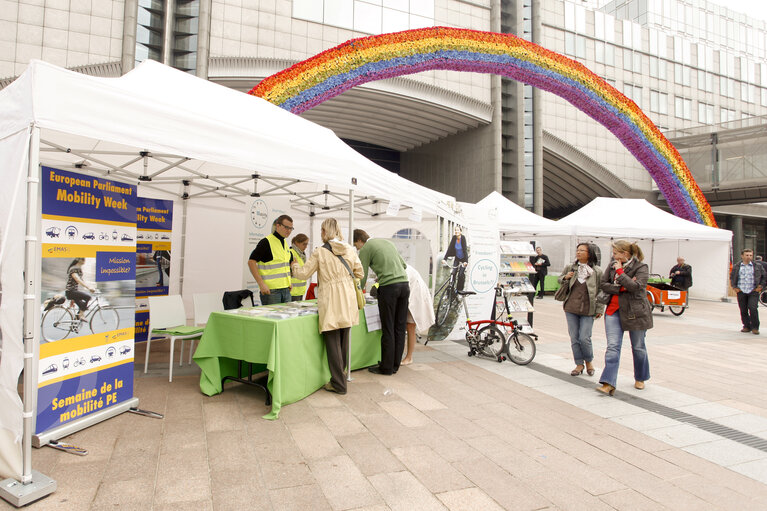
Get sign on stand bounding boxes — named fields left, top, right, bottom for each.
left=37, top=167, right=138, bottom=441
left=134, top=198, right=173, bottom=342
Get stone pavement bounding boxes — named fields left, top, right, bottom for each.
left=4, top=297, right=767, bottom=510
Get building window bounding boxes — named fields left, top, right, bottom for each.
left=136, top=0, right=164, bottom=66
left=675, top=97, right=692, bottom=120
left=698, top=102, right=714, bottom=124
left=294, top=0, right=434, bottom=34
left=720, top=107, right=737, bottom=123
left=650, top=90, right=668, bottom=115
left=624, top=83, right=642, bottom=106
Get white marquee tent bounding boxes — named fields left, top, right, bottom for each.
left=0, top=59, right=459, bottom=499
left=557, top=198, right=733, bottom=300
left=477, top=191, right=569, bottom=236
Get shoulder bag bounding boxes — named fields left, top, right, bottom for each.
left=554, top=264, right=575, bottom=302
left=324, top=244, right=365, bottom=310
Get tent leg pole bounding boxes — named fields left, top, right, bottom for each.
left=179, top=181, right=190, bottom=297
left=348, top=190, right=354, bottom=382
left=0, top=126, right=56, bottom=507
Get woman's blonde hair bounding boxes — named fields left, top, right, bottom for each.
left=320, top=218, right=343, bottom=243
left=612, top=240, right=644, bottom=261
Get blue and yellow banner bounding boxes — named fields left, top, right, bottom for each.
left=38, top=168, right=137, bottom=435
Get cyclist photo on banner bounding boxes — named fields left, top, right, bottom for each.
left=429, top=225, right=471, bottom=341
left=41, top=257, right=135, bottom=343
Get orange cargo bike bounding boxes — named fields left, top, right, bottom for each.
left=646, top=274, right=687, bottom=316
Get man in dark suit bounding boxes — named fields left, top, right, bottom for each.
left=529, top=246, right=550, bottom=299
left=668, top=257, right=692, bottom=290
left=730, top=248, right=766, bottom=335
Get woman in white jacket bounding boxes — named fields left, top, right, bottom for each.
left=401, top=264, right=435, bottom=365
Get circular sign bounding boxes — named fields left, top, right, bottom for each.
left=469, top=258, right=498, bottom=294
left=250, top=199, right=269, bottom=229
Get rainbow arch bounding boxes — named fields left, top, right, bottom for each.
left=250, top=27, right=716, bottom=226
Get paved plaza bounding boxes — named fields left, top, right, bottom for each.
left=5, top=297, right=767, bottom=510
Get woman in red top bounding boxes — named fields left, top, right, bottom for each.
left=596, top=240, right=653, bottom=395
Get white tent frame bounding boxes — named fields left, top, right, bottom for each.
left=0, top=60, right=461, bottom=506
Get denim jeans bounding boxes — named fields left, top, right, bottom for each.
left=599, top=313, right=650, bottom=387
left=565, top=312, right=594, bottom=365
left=260, top=287, right=291, bottom=305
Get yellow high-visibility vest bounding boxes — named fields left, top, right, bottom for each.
left=290, top=247, right=307, bottom=297
left=257, top=234, right=291, bottom=290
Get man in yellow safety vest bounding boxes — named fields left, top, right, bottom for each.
left=248, top=214, right=294, bottom=304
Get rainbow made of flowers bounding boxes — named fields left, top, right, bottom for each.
left=250, top=27, right=716, bottom=226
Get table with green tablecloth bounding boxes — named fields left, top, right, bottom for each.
left=193, top=308, right=381, bottom=419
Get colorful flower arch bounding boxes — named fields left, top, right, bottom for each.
left=250, top=27, right=716, bottom=226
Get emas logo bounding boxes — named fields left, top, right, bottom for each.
left=111, top=330, right=131, bottom=340
left=47, top=246, right=71, bottom=255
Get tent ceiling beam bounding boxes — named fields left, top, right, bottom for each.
left=147, top=156, right=191, bottom=180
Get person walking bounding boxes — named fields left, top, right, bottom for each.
left=597, top=240, right=653, bottom=395
left=558, top=243, right=604, bottom=377
left=289, top=233, right=310, bottom=301
left=291, top=218, right=363, bottom=395
left=730, top=248, right=766, bottom=335
left=248, top=214, right=294, bottom=305
left=668, top=257, right=693, bottom=291
left=353, top=229, right=410, bottom=375
left=401, top=264, right=435, bottom=365
left=529, top=246, right=550, bottom=299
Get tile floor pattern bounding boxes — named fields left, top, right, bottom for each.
left=5, top=298, right=767, bottom=510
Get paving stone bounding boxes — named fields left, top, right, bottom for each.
left=268, top=483, right=332, bottom=511
left=154, top=474, right=211, bottom=505
left=287, top=419, right=343, bottom=459
left=391, top=445, right=473, bottom=493
left=368, top=471, right=447, bottom=511
left=435, top=487, right=505, bottom=511
left=682, top=438, right=767, bottom=467
left=259, top=459, right=315, bottom=490
left=309, top=455, right=383, bottom=510
left=378, top=400, right=434, bottom=428
left=597, top=488, right=671, bottom=511
left=316, top=406, right=368, bottom=436
left=337, top=432, right=405, bottom=476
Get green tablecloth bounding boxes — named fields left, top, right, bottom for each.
left=193, top=308, right=381, bottom=419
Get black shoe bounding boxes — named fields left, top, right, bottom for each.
left=368, top=366, right=393, bottom=375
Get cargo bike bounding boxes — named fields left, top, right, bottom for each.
left=646, top=274, right=687, bottom=316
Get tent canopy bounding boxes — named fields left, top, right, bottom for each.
left=476, top=191, right=569, bottom=235
left=557, top=198, right=732, bottom=242
left=0, top=59, right=456, bottom=219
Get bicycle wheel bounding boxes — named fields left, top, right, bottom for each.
left=669, top=305, right=685, bottom=316
left=89, top=307, right=120, bottom=334
left=760, top=290, right=767, bottom=307
left=506, top=331, right=536, bottom=365
left=435, top=287, right=453, bottom=326
left=477, top=324, right=506, bottom=359
left=42, top=306, right=74, bottom=342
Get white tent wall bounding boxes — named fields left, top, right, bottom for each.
left=0, top=129, right=31, bottom=480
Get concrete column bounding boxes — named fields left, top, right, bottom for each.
left=162, top=0, right=176, bottom=66
left=490, top=1, right=503, bottom=192
left=732, top=215, right=744, bottom=259
left=531, top=0, right=543, bottom=215
left=196, top=0, right=212, bottom=78
left=121, top=0, right=138, bottom=74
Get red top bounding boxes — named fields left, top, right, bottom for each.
left=605, top=267, right=625, bottom=316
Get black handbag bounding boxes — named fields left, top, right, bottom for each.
left=554, top=264, right=575, bottom=302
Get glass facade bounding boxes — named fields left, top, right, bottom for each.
left=135, top=0, right=200, bottom=74
left=292, top=0, right=435, bottom=34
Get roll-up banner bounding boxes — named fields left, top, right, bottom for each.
left=134, top=198, right=173, bottom=343
left=37, top=167, right=136, bottom=435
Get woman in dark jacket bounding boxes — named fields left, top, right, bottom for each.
left=443, top=226, right=468, bottom=291
left=597, top=240, right=653, bottom=395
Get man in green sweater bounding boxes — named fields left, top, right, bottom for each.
left=354, top=229, right=410, bottom=375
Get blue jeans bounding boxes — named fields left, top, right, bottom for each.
left=260, top=287, right=291, bottom=305
left=599, top=313, right=650, bottom=387
left=565, top=312, right=594, bottom=365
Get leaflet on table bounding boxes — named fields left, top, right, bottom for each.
left=364, top=304, right=381, bottom=332
left=39, top=167, right=137, bottom=435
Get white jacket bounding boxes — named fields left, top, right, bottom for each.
left=406, top=265, right=435, bottom=335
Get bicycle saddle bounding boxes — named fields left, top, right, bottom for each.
left=457, top=290, right=476, bottom=296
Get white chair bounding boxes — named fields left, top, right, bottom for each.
left=190, top=292, right=224, bottom=363
left=146, top=295, right=204, bottom=382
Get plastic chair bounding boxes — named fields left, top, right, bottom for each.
left=190, top=292, right=224, bottom=363
left=146, top=295, right=204, bottom=382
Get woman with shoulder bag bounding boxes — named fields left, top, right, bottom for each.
left=558, top=243, right=604, bottom=377
left=596, top=240, right=653, bottom=396
left=291, top=218, right=363, bottom=395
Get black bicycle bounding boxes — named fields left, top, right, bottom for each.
left=434, top=260, right=467, bottom=326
